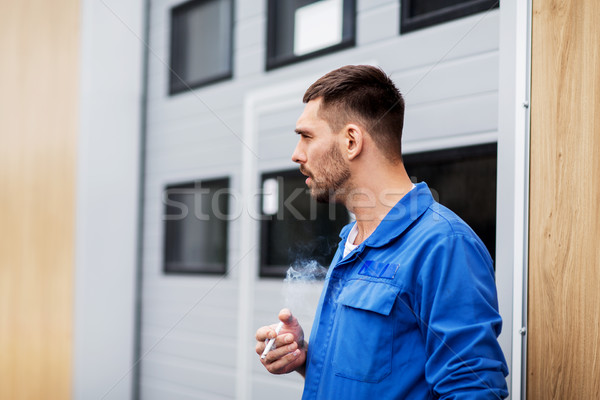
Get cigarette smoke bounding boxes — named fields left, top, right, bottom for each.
left=282, top=260, right=327, bottom=323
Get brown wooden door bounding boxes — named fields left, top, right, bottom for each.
left=0, top=0, right=79, bottom=398
left=528, top=0, right=600, bottom=398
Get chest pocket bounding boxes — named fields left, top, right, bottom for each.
left=332, top=279, right=400, bottom=383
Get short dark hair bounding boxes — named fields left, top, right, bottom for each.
left=303, top=65, right=405, bottom=161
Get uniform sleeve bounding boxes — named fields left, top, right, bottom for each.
left=417, top=234, right=509, bottom=399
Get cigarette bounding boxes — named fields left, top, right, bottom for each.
left=261, top=321, right=284, bottom=359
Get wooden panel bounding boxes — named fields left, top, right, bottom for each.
left=528, top=0, right=600, bottom=398
left=0, top=0, right=79, bottom=398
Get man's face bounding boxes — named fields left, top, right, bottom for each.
left=292, top=99, right=351, bottom=203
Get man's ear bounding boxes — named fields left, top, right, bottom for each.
left=344, top=124, right=364, bottom=161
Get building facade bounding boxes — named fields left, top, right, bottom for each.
left=8, top=0, right=599, bottom=399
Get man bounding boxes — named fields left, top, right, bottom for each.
left=255, top=65, right=508, bottom=399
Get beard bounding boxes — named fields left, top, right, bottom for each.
left=302, top=143, right=351, bottom=203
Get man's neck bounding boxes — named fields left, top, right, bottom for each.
left=345, top=168, right=414, bottom=245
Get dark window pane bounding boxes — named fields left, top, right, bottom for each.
left=411, top=0, right=477, bottom=16
left=400, top=0, right=499, bottom=33
left=163, top=178, right=230, bottom=274
left=403, top=143, right=497, bottom=261
left=260, top=170, right=350, bottom=278
left=170, top=0, right=233, bottom=94
left=267, top=0, right=356, bottom=70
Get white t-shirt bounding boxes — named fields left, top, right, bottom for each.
left=343, top=184, right=416, bottom=259
left=343, top=223, right=360, bottom=258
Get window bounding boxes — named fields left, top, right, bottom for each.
left=266, top=0, right=356, bottom=70
left=403, top=143, right=497, bottom=261
left=169, top=0, right=233, bottom=94
left=163, top=178, right=230, bottom=274
left=400, top=0, right=499, bottom=33
left=260, top=170, right=350, bottom=278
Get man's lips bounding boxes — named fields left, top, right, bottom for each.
left=299, top=166, right=309, bottom=176
left=299, top=167, right=312, bottom=184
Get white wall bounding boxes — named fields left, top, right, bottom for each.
left=73, top=0, right=145, bottom=398
left=496, top=0, right=532, bottom=398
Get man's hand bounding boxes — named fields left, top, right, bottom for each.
left=255, top=308, right=307, bottom=377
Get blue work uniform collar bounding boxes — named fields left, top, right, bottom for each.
left=340, top=182, right=434, bottom=249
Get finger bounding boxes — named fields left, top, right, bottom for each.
left=255, top=327, right=267, bottom=341
left=255, top=325, right=277, bottom=341
left=266, top=348, right=303, bottom=374
left=262, top=335, right=297, bottom=363
left=272, top=333, right=295, bottom=352
left=257, top=334, right=280, bottom=356
left=258, top=331, right=288, bottom=358
left=278, top=308, right=293, bottom=324
left=255, top=339, right=268, bottom=355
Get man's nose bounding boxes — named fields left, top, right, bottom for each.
left=291, top=142, right=306, bottom=164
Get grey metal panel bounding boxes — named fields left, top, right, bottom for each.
left=236, top=0, right=265, bottom=21
left=403, top=91, right=498, bottom=142
left=141, top=330, right=236, bottom=368
left=258, top=134, right=299, bottom=165
left=141, top=353, right=236, bottom=398
left=140, top=0, right=503, bottom=398
left=257, top=106, right=303, bottom=133
left=257, top=104, right=303, bottom=161
left=357, top=0, right=396, bottom=13
left=146, top=106, right=242, bottom=133
left=357, top=1, right=399, bottom=46
left=147, top=93, right=244, bottom=123
left=143, top=290, right=237, bottom=316
left=235, top=47, right=265, bottom=79
left=141, top=379, right=232, bottom=400
left=250, top=375, right=304, bottom=399
left=142, top=314, right=237, bottom=341
left=392, top=52, right=499, bottom=104
left=142, top=281, right=240, bottom=310
left=235, top=16, right=264, bottom=51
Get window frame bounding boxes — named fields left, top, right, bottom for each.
left=169, top=0, right=234, bottom=95
left=403, top=142, right=498, bottom=262
left=266, top=0, right=357, bottom=71
left=258, top=169, right=350, bottom=279
left=162, top=177, right=231, bottom=275
left=400, top=0, right=499, bottom=34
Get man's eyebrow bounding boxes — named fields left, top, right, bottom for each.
left=295, top=128, right=308, bottom=135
